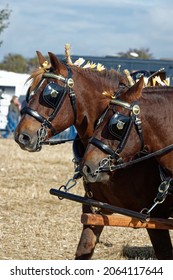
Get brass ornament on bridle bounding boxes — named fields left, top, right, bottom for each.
left=132, top=104, right=140, bottom=115
left=117, top=120, right=125, bottom=130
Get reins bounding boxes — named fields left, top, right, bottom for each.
left=42, top=135, right=89, bottom=145
left=100, top=143, right=173, bottom=172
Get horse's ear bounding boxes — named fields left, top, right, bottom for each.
left=36, top=50, right=46, bottom=66
left=48, top=52, right=67, bottom=74
left=125, top=76, right=144, bottom=102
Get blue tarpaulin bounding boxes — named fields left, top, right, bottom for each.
left=53, top=125, right=77, bottom=140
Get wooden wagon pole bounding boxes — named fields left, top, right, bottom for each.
left=81, top=213, right=173, bottom=230
left=50, top=189, right=173, bottom=229
left=50, top=188, right=148, bottom=221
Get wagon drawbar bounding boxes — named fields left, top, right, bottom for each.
left=50, top=188, right=173, bottom=230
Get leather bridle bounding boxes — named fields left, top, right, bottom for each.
left=21, top=66, right=76, bottom=149
left=89, top=98, right=145, bottom=174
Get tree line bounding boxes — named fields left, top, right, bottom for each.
left=0, top=53, right=49, bottom=74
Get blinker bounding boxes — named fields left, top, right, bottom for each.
left=109, top=112, right=130, bottom=140
left=42, top=82, right=65, bottom=109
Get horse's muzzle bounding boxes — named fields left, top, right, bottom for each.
left=14, top=131, right=41, bottom=152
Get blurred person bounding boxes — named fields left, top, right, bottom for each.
left=2, top=95, right=21, bottom=138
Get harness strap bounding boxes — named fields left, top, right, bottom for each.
left=135, top=116, right=144, bottom=150
left=66, top=66, right=77, bottom=123
left=21, top=106, right=57, bottom=135
left=47, top=88, right=68, bottom=122
left=116, top=113, right=136, bottom=154
left=69, top=88, right=77, bottom=123
left=89, top=137, right=122, bottom=162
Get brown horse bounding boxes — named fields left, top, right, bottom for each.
left=14, top=52, right=171, bottom=259
left=82, top=77, right=173, bottom=258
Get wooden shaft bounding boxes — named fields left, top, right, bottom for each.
left=81, top=213, right=173, bottom=230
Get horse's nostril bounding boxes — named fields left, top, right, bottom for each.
left=18, top=133, right=31, bottom=145
left=82, top=163, right=100, bottom=183
left=82, top=165, right=91, bottom=176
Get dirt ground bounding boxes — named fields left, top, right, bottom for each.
left=0, top=138, right=172, bottom=260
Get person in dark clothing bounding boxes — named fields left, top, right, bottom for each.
left=2, top=95, right=21, bottom=138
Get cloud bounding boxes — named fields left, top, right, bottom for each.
left=0, top=0, right=173, bottom=60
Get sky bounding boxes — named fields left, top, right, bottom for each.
left=1, top=0, right=173, bottom=61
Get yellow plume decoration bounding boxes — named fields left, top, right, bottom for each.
left=83, top=61, right=92, bottom=68
left=73, top=57, right=105, bottom=71
left=74, top=57, right=85, bottom=67
left=102, top=91, right=115, bottom=99
left=39, top=60, right=50, bottom=72
left=97, top=63, right=105, bottom=71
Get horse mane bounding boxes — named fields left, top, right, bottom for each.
left=26, top=61, right=128, bottom=92
left=71, top=65, right=128, bottom=89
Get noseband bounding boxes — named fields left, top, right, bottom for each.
left=21, top=65, right=76, bottom=149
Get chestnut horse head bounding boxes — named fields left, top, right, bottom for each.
left=82, top=77, right=173, bottom=182
left=15, top=51, right=127, bottom=152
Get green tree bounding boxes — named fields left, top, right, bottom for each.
left=118, top=48, right=153, bottom=59
left=27, top=56, right=40, bottom=72
left=0, top=53, right=49, bottom=73
left=0, top=53, right=28, bottom=73
left=0, top=6, right=11, bottom=47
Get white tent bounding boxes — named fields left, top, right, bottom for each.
left=0, top=70, right=30, bottom=129
left=0, top=70, right=29, bottom=96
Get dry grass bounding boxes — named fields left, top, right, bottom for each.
left=0, top=139, right=171, bottom=260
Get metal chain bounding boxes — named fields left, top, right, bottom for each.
left=37, top=123, right=48, bottom=149
left=93, top=155, right=114, bottom=175
left=141, top=178, right=173, bottom=217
